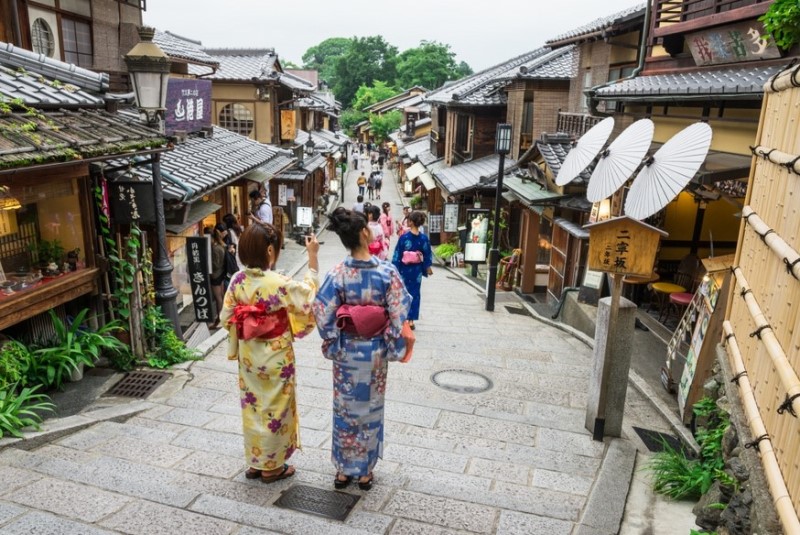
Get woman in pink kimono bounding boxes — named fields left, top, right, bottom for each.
left=220, top=223, right=319, bottom=483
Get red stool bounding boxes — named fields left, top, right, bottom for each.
left=667, top=292, right=693, bottom=323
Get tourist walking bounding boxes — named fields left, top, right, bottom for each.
left=353, top=195, right=365, bottom=214
left=219, top=223, right=319, bottom=484
left=207, top=225, right=227, bottom=330
left=357, top=172, right=366, bottom=197
left=379, top=202, right=393, bottom=251
left=365, top=204, right=387, bottom=260
left=312, top=207, right=411, bottom=491
left=249, top=189, right=273, bottom=225
left=392, top=211, right=433, bottom=330
left=396, top=206, right=411, bottom=236
left=223, top=213, right=243, bottom=266
left=374, top=171, right=383, bottom=199
left=367, top=172, right=376, bottom=200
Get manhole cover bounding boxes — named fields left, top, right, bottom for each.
left=431, top=369, right=493, bottom=394
left=105, top=371, right=170, bottom=399
left=505, top=305, right=532, bottom=317
left=274, top=484, right=360, bottom=521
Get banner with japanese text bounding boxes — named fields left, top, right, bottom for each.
left=165, top=79, right=212, bottom=135
left=186, top=236, right=215, bottom=323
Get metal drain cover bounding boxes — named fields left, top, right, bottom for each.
left=431, top=369, right=493, bottom=394
left=505, top=305, right=532, bottom=317
left=105, top=371, right=170, bottom=399
left=274, top=484, right=360, bottom=521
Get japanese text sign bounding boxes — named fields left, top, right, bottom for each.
left=186, top=236, right=215, bottom=323
left=687, top=22, right=780, bottom=67
left=165, top=79, right=212, bottom=135
left=444, top=203, right=459, bottom=232
left=585, top=216, right=667, bottom=277
left=109, top=181, right=156, bottom=224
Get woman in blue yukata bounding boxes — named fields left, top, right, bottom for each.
left=312, top=207, right=411, bottom=491
left=392, top=210, right=433, bottom=330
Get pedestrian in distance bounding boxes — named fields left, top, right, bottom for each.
left=365, top=204, right=387, bottom=260
left=392, top=211, right=433, bottom=330
left=379, top=202, right=393, bottom=251
left=396, top=206, right=411, bottom=236
left=367, top=172, right=376, bottom=200
left=223, top=213, right=243, bottom=266
left=357, top=172, right=367, bottom=196
left=353, top=153, right=359, bottom=170
left=248, top=189, right=273, bottom=225
left=219, top=223, right=320, bottom=484
left=375, top=172, right=383, bottom=199
left=312, top=207, right=412, bottom=491
left=353, top=195, right=365, bottom=214
left=206, top=225, right=228, bottom=330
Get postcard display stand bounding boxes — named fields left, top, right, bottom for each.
left=665, top=255, right=733, bottom=423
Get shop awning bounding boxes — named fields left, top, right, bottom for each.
left=406, top=162, right=426, bottom=180
left=166, top=201, right=222, bottom=234
left=419, top=171, right=436, bottom=191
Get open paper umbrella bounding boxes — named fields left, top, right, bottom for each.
left=625, top=122, right=713, bottom=220
left=555, top=116, right=614, bottom=186
left=586, top=119, right=654, bottom=202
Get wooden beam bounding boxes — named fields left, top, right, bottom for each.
left=653, top=3, right=771, bottom=38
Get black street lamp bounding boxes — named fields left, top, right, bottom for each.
left=486, top=123, right=512, bottom=312
left=124, top=26, right=182, bottom=336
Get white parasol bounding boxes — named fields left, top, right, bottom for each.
left=555, top=116, right=614, bottom=186
left=586, top=119, right=654, bottom=202
left=625, top=122, right=713, bottom=220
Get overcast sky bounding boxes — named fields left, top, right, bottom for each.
left=143, top=0, right=642, bottom=72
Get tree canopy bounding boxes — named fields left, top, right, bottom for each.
left=352, top=80, right=399, bottom=112
left=396, top=41, right=473, bottom=90
left=333, top=36, right=398, bottom=107
left=301, top=37, right=351, bottom=88
left=369, top=110, right=402, bottom=143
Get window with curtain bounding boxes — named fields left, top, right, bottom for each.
left=61, top=17, right=92, bottom=67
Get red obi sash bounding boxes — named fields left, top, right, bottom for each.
left=232, top=304, right=289, bottom=341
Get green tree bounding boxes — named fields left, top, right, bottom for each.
left=369, top=110, right=402, bottom=142
left=456, top=60, right=474, bottom=78
left=396, top=41, right=471, bottom=90
left=340, top=109, right=368, bottom=137
left=301, top=37, right=352, bottom=88
left=333, top=36, right=398, bottom=107
left=352, top=80, right=399, bottom=112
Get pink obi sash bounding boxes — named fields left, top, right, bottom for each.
left=232, top=304, right=289, bottom=341
left=336, top=304, right=388, bottom=338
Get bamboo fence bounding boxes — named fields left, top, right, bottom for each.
left=725, top=63, right=800, bottom=531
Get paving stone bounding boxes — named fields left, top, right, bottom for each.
left=90, top=435, right=193, bottom=468
left=476, top=404, right=586, bottom=434
left=389, top=519, right=472, bottom=535
left=0, top=501, right=25, bottom=525
left=504, top=444, right=602, bottom=478
left=294, top=386, right=332, bottom=410
left=170, top=472, right=273, bottom=507
left=383, top=443, right=469, bottom=473
left=172, top=427, right=243, bottom=458
left=205, top=414, right=245, bottom=435
left=391, top=425, right=499, bottom=452
left=158, top=407, right=220, bottom=427
left=166, top=386, right=229, bottom=409
left=99, top=500, right=236, bottom=534
left=436, top=412, right=537, bottom=445
left=384, top=402, right=441, bottom=428
left=173, top=450, right=246, bottom=479
left=189, top=493, right=378, bottom=535
left=92, top=420, right=180, bottom=445
left=8, top=478, right=130, bottom=522
left=535, top=374, right=590, bottom=393
left=190, top=372, right=238, bottom=392
left=0, top=465, right=43, bottom=494
left=0, top=511, right=119, bottom=535
left=382, top=489, right=497, bottom=533
left=537, top=428, right=606, bottom=458
left=125, top=416, right=189, bottom=434
left=467, top=457, right=530, bottom=485
left=34, top=444, right=99, bottom=464
left=473, top=396, right=526, bottom=414
left=55, top=428, right=113, bottom=450
left=497, top=509, right=574, bottom=535
left=297, top=408, right=331, bottom=430
left=404, top=466, right=492, bottom=492
left=207, top=403, right=242, bottom=417
left=298, top=427, right=330, bottom=449
left=493, top=382, right=571, bottom=406
left=234, top=528, right=282, bottom=535
left=0, top=448, right=41, bottom=469
left=492, top=481, right=585, bottom=521
left=532, top=469, right=594, bottom=496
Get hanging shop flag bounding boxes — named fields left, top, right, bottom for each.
left=110, top=181, right=156, bottom=224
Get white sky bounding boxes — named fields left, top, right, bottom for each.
left=143, top=0, right=642, bottom=71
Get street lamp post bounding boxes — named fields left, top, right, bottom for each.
left=485, top=123, right=512, bottom=312
left=124, top=26, right=181, bottom=336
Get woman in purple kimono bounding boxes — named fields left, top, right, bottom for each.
left=312, top=207, right=411, bottom=491
left=392, top=211, right=433, bottom=330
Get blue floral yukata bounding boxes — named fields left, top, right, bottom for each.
left=312, top=256, right=411, bottom=478
left=392, top=231, right=433, bottom=321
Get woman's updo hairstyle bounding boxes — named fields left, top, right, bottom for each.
left=238, top=223, right=282, bottom=269
left=365, top=204, right=381, bottom=222
left=328, top=207, right=368, bottom=251
left=408, top=210, right=427, bottom=228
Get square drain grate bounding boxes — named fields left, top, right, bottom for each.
left=274, top=484, right=360, bottom=521
left=633, top=426, right=686, bottom=454
left=105, top=371, right=170, bottom=399
left=505, top=305, right=533, bottom=317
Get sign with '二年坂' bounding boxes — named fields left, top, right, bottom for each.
left=165, top=79, right=212, bottom=135
left=186, top=236, right=215, bottom=323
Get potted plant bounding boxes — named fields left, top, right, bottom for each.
left=29, top=239, right=64, bottom=272
left=409, top=194, right=423, bottom=210
left=433, top=243, right=460, bottom=266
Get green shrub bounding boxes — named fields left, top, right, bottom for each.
left=0, top=341, right=29, bottom=391
left=434, top=243, right=459, bottom=259
left=409, top=194, right=422, bottom=208
left=143, top=306, right=200, bottom=369
left=646, top=397, right=732, bottom=500
left=760, top=0, right=800, bottom=50
left=0, top=384, right=54, bottom=438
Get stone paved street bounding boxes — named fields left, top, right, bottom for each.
left=0, top=159, right=694, bottom=534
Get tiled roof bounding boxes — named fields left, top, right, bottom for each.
left=153, top=31, right=218, bottom=68
left=413, top=117, right=432, bottom=128
left=593, top=64, right=781, bottom=100
left=188, top=52, right=278, bottom=81
left=279, top=71, right=316, bottom=91
left=275, top=153, right=327, bottom=180
left=121, top=126, right=286, bottom=202
left=404, top=137, right=429, bottom=160
left=243, top=153, right=296, bottom=183
left=504, top=175, right=562, bottom=206
left=512, top=46, right=577, bottom=80
left=546, top=3, right=646, bottom=46
left=365, top=87, right=427, bottom=113
left=0, top=65, right=104, bottom=107
left=537, top=139, right=592, bottom=183
left=311, top=128, right=347, bottom=148
left=433, top=154, right=517, bottom=195
left=0, top=41, right=108, bottom=93
left=417, top=150, right=438, bottom=167
left=426, top=48, right=552, bottom=105
left=0, top=109, right=165, bottom=170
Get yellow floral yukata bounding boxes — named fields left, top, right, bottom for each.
left=219, top=267, right=318, bottom=472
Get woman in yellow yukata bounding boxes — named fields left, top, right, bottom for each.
left=220, top=223, right=319, bottom=483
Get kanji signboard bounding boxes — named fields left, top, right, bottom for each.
left=585, top=216, right=667, bottom=277
left=687, top=22, right=780, bottom=67
left=109, top=181, right=156, bottom=224
left=165, top=79, right=212, bottom=135
left=186, top=236, right=215, bottom=323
